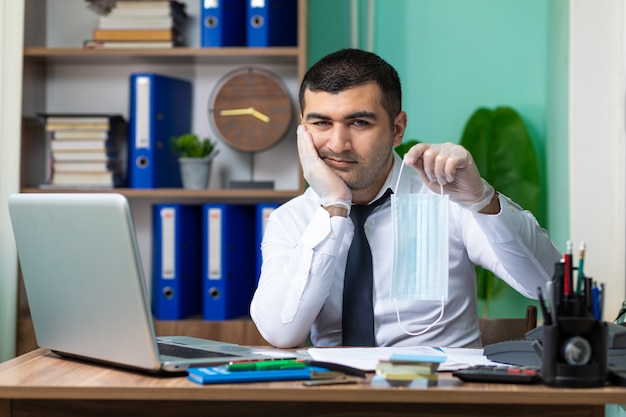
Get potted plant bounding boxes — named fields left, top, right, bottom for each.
left=170, top=134, right=219, bottom=189
left=459, top=106, right=540, bottom=317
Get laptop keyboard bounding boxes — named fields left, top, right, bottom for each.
left=157, top=342, right=238, bottom=359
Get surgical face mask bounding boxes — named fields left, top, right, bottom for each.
left=390, top=159, right=449, bottom=335
left=391, top=191, right=449, bottom=301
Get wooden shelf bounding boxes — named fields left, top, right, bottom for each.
left=15, top=0, right=308, bottom=356
left=20, top=187, right=302, bottom=203
left=23, top=47, right=302, bottom=65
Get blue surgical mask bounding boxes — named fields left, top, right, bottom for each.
left=391, top=192, right=449, bottom=301
left=390, top=159, right=449, bottom=335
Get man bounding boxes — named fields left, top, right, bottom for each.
left=250, top=48, right=560, bottom=348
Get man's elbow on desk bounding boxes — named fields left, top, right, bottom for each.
left=250, top=309, right=308, bottom=348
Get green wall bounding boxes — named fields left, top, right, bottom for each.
left=307, top=0, right=570, bottom=318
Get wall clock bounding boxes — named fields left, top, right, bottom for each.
left=209, top=67, right=294, bottom=153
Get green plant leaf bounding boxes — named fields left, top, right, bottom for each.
left=459, top=107, right=540, bottom=309
left=394, top=139, right=421, bottom=157
left=170, top=133, right=217, bottom=158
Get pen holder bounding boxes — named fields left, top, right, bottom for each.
left=541, top=317, right=607, bottom=387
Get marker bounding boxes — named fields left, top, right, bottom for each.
left=227, top=359, right=306, bottom=372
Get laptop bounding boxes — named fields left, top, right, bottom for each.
left=8, top=193, right=294, bottom=375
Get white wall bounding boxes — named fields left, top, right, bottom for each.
left=0, top=0, right=25, bottom=361
left=569, top=0, right=626, bottom=323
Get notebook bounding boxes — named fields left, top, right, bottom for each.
left=8, top=193, right=294, bottom=375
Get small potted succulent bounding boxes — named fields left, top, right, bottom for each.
left=170, top=134, right=219, bottom=189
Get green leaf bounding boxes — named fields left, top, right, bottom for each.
left=170, top=133, right=217, bottom=158
left=394, top=139, right=421, bottom=158
left=459, top=107, right=540, bottom=307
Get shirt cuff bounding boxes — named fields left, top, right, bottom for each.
left=301, top=206, right=349, bottom=253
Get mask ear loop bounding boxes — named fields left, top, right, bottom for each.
left=391, top=156, right=446, bottom=337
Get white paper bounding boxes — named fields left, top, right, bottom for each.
left=307, top=347, right=447, bottom=371
left=307, top=347, right=503, bottom=372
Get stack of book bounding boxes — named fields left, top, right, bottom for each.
left=84, top=0, right=187, bottom=49
left=40, top=114, right=127, bottom=188
left=372, top=354, right=446, bottom=388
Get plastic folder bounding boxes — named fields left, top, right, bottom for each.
left=202, top=204, right=255, bottom=320
left=187, top=366, right=332, bottom=384
left=246, top=0, right=297, bottom=47
left=201, top=0, right=247, bottom=47
left=128, top=73, right=191, bottom=188
left=152, top=204, right=203, bottom=320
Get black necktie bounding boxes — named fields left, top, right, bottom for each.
left=342, top=188, right=392, bottom=346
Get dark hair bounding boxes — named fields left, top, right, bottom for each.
left=299, top=48, right=402, bottom=122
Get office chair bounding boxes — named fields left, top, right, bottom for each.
left=479, top=305, right=537, bottom=346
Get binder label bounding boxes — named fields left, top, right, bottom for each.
left=135, top=76, right=151, bottom=150
left=250, top=0, right=265, bottom=7
left=160, top=207, right=176, bottom=279
left=207, top=208, right=222, bottom=280
left=204, top=0, right=218, bottom=7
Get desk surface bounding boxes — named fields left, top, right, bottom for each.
left=0, top=348, right=624, bottom=417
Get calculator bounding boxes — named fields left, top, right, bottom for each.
left=452, top=365, right=541, bottom=384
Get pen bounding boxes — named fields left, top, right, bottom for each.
left=600, top=283, right=605, bottom=321
left=564, top=240, right=573, bottom=296
left=537, top=286, right=553, bottom=325
left=546, top=280, right=557, bottom=323
left=227, top=359, right=306, bottom=371
left=592, top=283, right=600, bottom=321
left=577, top=241, right=586, bottom=294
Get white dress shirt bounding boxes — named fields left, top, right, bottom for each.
left=250, top=152, right=561, bottom=348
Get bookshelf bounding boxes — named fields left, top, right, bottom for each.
left=17, top=0, right=308, bottom=354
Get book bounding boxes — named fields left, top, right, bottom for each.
left=38, top=113, right=127, bottom=188
left=53, top=161, right=113, bottom=172
left=52, top=150, right=116, bottom=162
left=50, top=140, right=109, bottom=151
left=45, top=116, right=112, bottom=125
left=114, top=1, right=171, bottom=11
left=97, top=16, right=173, bottom=30
left=84, top=40, right=173, bottom=49
left=50, top=171, right=117, bottom=187
left=52, top=130, right=109, bottom=140
left=85, top=0, right=188, bottom=48
left=93, top=29, right=173, bottom=41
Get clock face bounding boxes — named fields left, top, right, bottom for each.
left=209, top=67, right=294, bottom=153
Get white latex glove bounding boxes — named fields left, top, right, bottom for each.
left=403, top=142, right=495, bottom=212
left=297, top=125, right=352, bottom=212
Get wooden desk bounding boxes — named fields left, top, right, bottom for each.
left=0, top=349, right=624, bottom=417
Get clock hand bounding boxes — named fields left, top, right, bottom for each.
left=219, top=108, right=253, bottom=117
left=218, top=107, right=270, bottom=123
left=250, top=109, right=270, bottom=123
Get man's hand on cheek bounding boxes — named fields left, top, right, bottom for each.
left=297, top=125, right=351, bottom=215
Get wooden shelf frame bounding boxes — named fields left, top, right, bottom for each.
left=15, top=0, right=309, bottom=355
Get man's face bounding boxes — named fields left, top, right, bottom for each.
left=301, top=81, right=406, bottom=203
